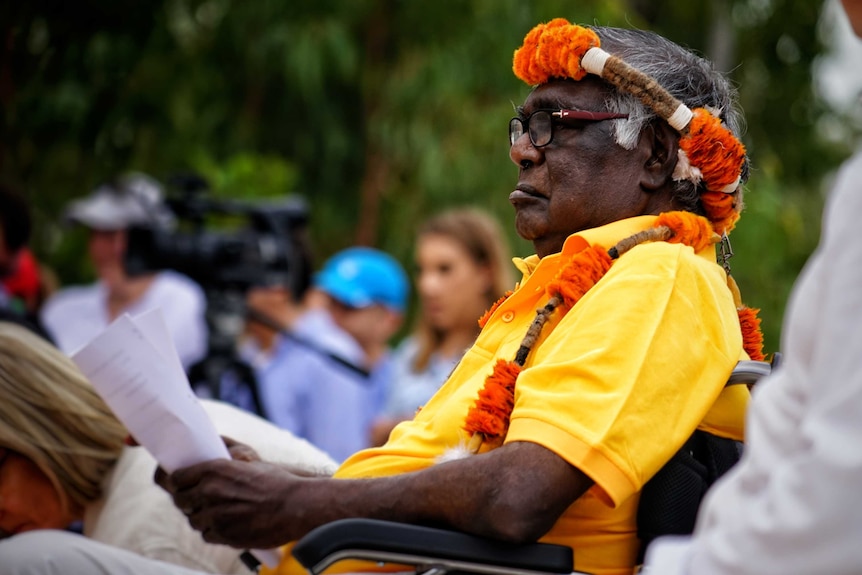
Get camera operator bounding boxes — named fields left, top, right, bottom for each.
left=93, top=174, right=406, bottom=462
left=215, top=240, right=314, bottom=416
left=121, top=176, right=318, bottom=420
left=39, top=173, right=208, bottom=370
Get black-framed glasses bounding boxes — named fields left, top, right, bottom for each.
left=509, top=108, right=629, bottom=148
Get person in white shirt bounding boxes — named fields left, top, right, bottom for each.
left=40, top=173, right=208, bottom=370
left=643, top=1, right=862, bottom=572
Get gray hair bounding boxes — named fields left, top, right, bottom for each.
left=592, top=26, right=749, bottom=213
left=0, top=322, right=127, bottom=514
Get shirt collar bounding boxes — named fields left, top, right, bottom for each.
left=513, top=216, right=657, bottom=276
left=512, top=215, right=716, bottom=279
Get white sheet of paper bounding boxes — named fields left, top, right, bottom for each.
left=72, top=310, right=228, bottom=472
left=72, top=309, right=281, bottom=567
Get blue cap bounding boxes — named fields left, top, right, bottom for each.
left=314, top=247, right=409, bottom=312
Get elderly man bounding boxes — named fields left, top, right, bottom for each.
left=0, top=20, right=757, bottom=575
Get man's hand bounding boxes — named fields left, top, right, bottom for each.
left=156, top=457, right=307, bottom=549
left=154, top=435, right=304, bottom=549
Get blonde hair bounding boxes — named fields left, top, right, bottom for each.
left=0, top=322, right=127, bottom=514
left=412, top=208, right=514, bottom=371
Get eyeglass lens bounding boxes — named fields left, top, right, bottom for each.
left=509, top=109, right=628, bottom=148
left=509, top=111, right=554, bottom=148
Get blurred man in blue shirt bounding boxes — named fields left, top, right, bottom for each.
left=254, top=247, right=408, bottom=462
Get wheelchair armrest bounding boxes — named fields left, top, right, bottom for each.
left=292, top=518, right=576, bottom=575
left=725, top=359, right=772, bottom=386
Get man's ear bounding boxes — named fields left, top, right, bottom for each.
left=639, top=120, right=679, bottom=192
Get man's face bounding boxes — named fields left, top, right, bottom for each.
left=508, top=77, right=653, bottom=257
left=329, top=299, right=402, bottom=353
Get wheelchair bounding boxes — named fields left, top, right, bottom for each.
left=291, top=358, right=778, bottom=575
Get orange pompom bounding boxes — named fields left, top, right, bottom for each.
left=680, top=109, right=746, bottom=194
left=737, top=306, right=765, bottom=361
left=464, top=360, right=521, bottom=438
left=513, top=22, right=550, bottom=85
left=546, top=246, right=612, bottom=310
left=654, top=212, right=718, bottom=253
left=513, top=19, right=600, bottom=85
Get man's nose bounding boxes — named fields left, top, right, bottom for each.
left=509, top=133, right=542, bottom=168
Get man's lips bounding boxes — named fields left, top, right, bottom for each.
left=509, top=185, right=545, bottom=203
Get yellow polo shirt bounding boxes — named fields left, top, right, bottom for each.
left=267, top=216, right=749, bottom=575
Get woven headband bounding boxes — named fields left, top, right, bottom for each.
left=513, top=19, right=746, bottom=233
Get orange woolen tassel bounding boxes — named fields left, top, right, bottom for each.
left=513, top=23, right=547, bottom=85
left=464, top=360, right=521, bottom=438
left=514, top=19, right=599, bottom=85
left=546, top=246, right=612, bottom=310
left=655, top=212, right=717, bottom=253
left=536, top=21, right=571, bottom=79
left=539, top=22, right=597, bottom=81
left=738, top=306, right=765, bottom=361
left=680, top=109, right=746, bottom=193
left=701, top=191, right=740, bottom=234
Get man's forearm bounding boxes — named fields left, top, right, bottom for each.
left=266, top=441, right=592, bottom=547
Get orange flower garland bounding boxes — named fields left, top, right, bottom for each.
left=462, top=359, right=521, bottom=439
left=463, top=212, right=764, bottom=451
left=737, top=305, right=765, bottom=362
left=546, top=246, right=612, bottom=311
left=478, top=290, right=513, bottom=329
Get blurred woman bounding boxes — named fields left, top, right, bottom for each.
left=370, top=208, right=514, bottom=446
left=0, top=321, right=336, bottom=573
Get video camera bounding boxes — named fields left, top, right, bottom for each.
left=123, top=174, right=313, bottom=414
left=124, top=174, right=311, bottom=296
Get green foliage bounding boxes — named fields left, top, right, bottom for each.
left=191, top=152, right=300, bottom=201
left=2, top=0, right=858, bottom=347
left=729, top=175, right=826, bottom=354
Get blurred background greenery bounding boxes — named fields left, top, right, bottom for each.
left=2, top=0, right=861, bottom=353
